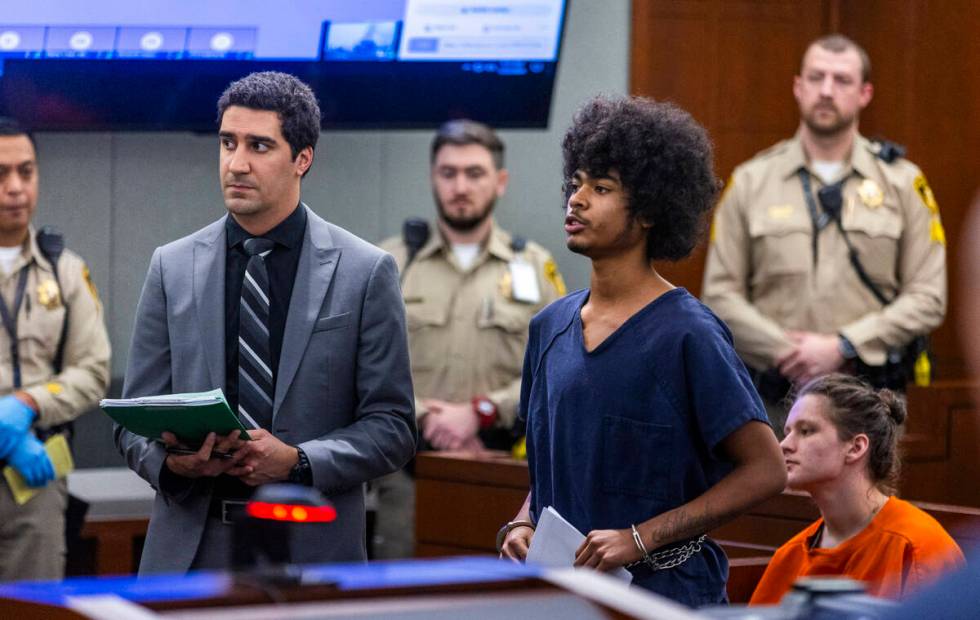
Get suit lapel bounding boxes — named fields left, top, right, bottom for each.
left=193, top=221, right=227, bottom=392
left=275, top=207, right=340, bottom=413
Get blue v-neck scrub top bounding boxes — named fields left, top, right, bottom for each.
left=519, top=288, right=769, bottom=607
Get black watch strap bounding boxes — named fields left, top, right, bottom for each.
left=288, top=446, right=313, bottom=485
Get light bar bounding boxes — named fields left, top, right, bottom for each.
left=247, top=501, right=337, bottom=523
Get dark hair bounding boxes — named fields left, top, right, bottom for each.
left=431, top=119, right=504, bottom=169
left=796, top=374, right=906, bottom=493
left=216, top=71, right=320, bottom=160
left=561, top=95, right=719, bottom=261
left=0, top=117, right=36, bottom=150
left=807, top=34, right=872, bottom=83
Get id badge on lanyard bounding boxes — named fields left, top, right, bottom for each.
left=509, top=259, right=541, bottom=304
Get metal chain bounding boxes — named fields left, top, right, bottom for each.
left=625, top=535, right=706, bottom=572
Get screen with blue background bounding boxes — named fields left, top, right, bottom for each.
left=0, top=0, right=566, bottom=129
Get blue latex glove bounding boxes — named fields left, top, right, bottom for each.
left=8, top=434, right=55, bottom=488
left=0, top=395, right=35, bottom=459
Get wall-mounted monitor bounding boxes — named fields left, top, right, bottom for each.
left=0, top=0, right=567, bottom=130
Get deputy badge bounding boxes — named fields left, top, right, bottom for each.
left=498, top=270, right=513, bottom=298
left=37, top=279, right=61, bottom=310
left=913, top=174, right=940, bottom=215
left=857, top=179, right=884, bottom=209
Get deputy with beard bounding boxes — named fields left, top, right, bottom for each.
left=374, top=119, right=564, bottom=558
left=702, top=34, right=946, bottom=434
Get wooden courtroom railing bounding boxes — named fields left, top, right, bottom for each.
left=415, top=450, right=529, bottom=557
left=75, top=518, right=147, bottom=576
left=416, top=378, right=980, bottom=556
left=901, top=381, right=980, bottom=507
left=415, top=422, right=980, bottom=602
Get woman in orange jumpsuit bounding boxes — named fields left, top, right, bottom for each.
left=750, top=374, right=964, bottom=604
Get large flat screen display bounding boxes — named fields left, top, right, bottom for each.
left=0, top=0, right=567, bottom=130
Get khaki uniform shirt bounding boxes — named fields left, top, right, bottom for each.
left=0, top=228, right=111, bottom=428
left=380, top=221, right=565, bottom=428
left=702, top=133, right=946, bottom=369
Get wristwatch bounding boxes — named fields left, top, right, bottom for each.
left=838, top=335, right=859, bottom=360
left=471, top=396, right=498, bottom=430
left=288, top=446, right=313, bottom=485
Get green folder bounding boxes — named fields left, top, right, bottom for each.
left=100, top=388, right=251, bottom=446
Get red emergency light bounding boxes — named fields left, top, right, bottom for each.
left=247, top=501, right=337, bottom=523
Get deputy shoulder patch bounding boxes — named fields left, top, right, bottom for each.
left=710, top=176, right=737, bottom=244
left=83, top=266, right=100, bottom=302
left=717, top=174, right=735, bottom=207
left=913, top=174, right=939, bottom=215
left=544, top=258, right=566, bottom=296
left=930, top=217, right=947, bottom=246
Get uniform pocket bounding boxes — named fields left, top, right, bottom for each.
left=747, top=216, right=811, bottom=319
left=476, top=298, right=528, bottom=333
left=18, top=304, right=64, bottom=367
left=405, top=300, right=449, bottom=331
left=842, top=203, right=902, bottom=286
left=477, top=297, right=532, bottom=376
left=601, top=415, right=672, bottom=500
left=404, top=300, right=449, bottom=372
left=748, top=217, right=811, bottom=279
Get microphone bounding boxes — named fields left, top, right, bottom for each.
left=817, top=184, right=844, bottom=223
left=402, top=217, right=430, bottom=264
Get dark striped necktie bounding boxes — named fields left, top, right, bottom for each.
left=238, top=237, right=276, bottom=430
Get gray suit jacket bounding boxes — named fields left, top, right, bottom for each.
left=115, top=205, right=417, bottom=574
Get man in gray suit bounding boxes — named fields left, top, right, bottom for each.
left=115, top=72, right=416, bottom=574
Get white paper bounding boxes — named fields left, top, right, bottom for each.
left=509, top=260, right=541, bottom=304
left=526, top=506, right=632, bottom=582
left=100, top=388, right=228, bottom=408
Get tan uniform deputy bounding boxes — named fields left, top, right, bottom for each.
left=704, top=133, right=946, bottom=370
left=0, top=120, right=111, bottom=580
left=372, top=119, right=564, bottom=559
left=702, top=35, right=946, bottom=431
left=383, top=223, right=562, bottom=433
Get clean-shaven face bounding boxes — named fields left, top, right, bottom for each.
left=0, top=135, right=38, bottom=243
left=781, top=394, right=853, bottom=492
left=219, top=106, right=308, bottom=223
left=564, top=169, right=645, bottom=259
